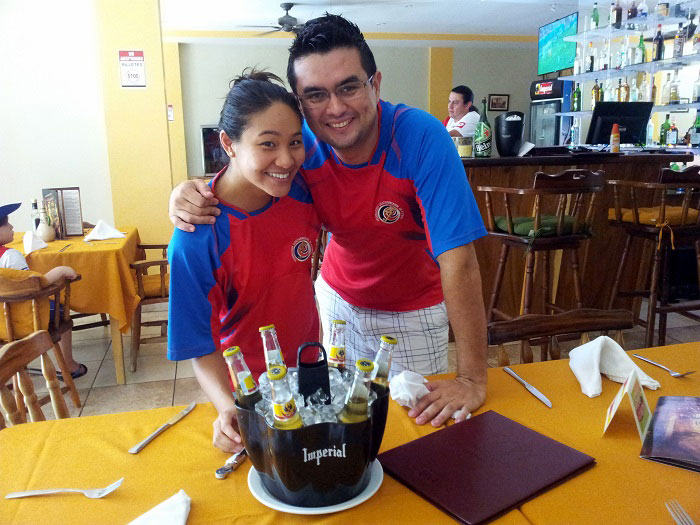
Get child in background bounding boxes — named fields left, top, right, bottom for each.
left=0, top=202, right=86, bottom=379
left=167, top=70, right=320, bottom=454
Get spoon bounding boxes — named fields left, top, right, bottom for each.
left=632, top=354, right=696, bottom=378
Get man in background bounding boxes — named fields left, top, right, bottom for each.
left=445, top=85, right=479, bottom=137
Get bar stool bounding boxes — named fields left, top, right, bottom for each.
left=478, top=169, right=605, bottom=362
left=607, top=165, right=700, bottom=347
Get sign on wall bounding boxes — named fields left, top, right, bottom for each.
left=119, top=50, right=146, bottom=88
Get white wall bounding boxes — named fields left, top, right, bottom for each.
left=453, top=46, right=538, bottom=141
left=0, top=0, right=113, bottom=232
left=179, top=42, right=430, bottom=178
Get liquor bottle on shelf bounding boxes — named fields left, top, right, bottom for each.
left=616, top=43, right=625, bottom=69
left=615, top=78, right=623, bottom=102
left=674, top=23, right=686, bottom=58
left=657, top=2, right=669, bottom=17
left=605, top=80, right=614, bottom=103
left=694, top=30, right=700, bottom=55
left=634, top=34, right=646, bottom=64
left=622, top=77, right=630, bottom=102
left=572, top=83, right=582, bottom=112
left=693, top=70, right=700, bottom=103
left=600, top=39, right=609, bottom=70
left=612, top=0, right=623, bottom=28
left=626, top=37, right=636, bottom=67
left=591, top=79, right=602, bottom=109
left=571, top=119, right=580, bottom=146
left=638, top=0, right=648, bottom=19
left=668, top=118, right=679, bottom=145
left=669, top=70, right=680, bottom=104
left=586, top=42, right=596, bottom=72
left=627, top=1, right=637, bottom=29
left=646, top=119, right=655, bottom=146
left=638, top=75, right=648, bottom=102
left=629, top=77, right=639, bottom=102
left=650, top=75, right=658, bottom=105
left=661, top=73, right=672, bottom=105
left=591, top=2, right=600, bottom=30
left=659, top=114, right=671, bottom=145
left=608, top=1, right=615, bottom=27
left=688, top=113, right=700, bottom=147
left=652, top=24, right=665, bottom=61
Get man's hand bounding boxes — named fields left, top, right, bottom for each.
left=408, top=375, right=486, bottom=427
left=169, top=179, right=220, bottom=232
left=212, top=407, right=245, bottom=453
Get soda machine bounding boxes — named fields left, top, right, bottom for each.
left=529, top=79, right=573, bottom=146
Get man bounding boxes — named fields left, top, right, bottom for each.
left=170, top=14, right=487, bottom=429
left=446, top=85, right=480, bottom=137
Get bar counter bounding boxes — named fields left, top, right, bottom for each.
left=465, top=151, right=694, bottom=318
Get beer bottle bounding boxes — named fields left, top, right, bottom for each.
left=474, top=98, right=492, bottom=158
left=223, top=346, right=262, bottom=410
left=572, top=83, right=582, bottom=112
left=259, top=324, right=285, bottom=370
left=371, top=335, right=397, bottom=391
left=328, top=319, right=347, bottom=373
left=339, top=359, right=375, bottom=423
left=267, top=365, right=303, bottom=430
left=660, top=114, right=671, bottom=145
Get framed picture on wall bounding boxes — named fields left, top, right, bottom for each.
left=488, top=94, right=510, bottom=112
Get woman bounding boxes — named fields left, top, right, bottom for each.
left=167, top=70, right=320, bottom=453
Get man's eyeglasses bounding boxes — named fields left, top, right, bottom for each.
left=297, top=74, right=375, bottom=109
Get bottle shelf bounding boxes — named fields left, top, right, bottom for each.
left=560, top=54, right=700, bottom=83
left=565, top=13, right=688, bottom=44
left=555, top=110, right=594, bottom=117
left=556, top=103, right=700, bottom=118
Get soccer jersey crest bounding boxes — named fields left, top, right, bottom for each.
left=375, top=201, right=404, bottom=224
left=291, top=237, right=313, bottom=261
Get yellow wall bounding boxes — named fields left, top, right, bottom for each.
left=163, top=42, right=188, bottom=187
left=428, top=48, right=453, bottom=120
left=95, top=0, right=173, bottom=244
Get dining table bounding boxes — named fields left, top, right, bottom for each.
left=7, top=228, right=143, bottom=385
left=0, top=342, right=698, bottom=524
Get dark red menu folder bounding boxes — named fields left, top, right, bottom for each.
left=378, top=411, right=595, bottom=524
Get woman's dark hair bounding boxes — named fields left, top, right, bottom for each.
left=287, top=14, right=376, bottom=94
left=218, top=68, right=302, bottom=142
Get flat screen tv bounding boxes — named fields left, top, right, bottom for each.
left=201, top=125, right=228, bottom=176
left=538, top=12, right=578, bottom=76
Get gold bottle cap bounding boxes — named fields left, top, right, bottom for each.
left=380, top=335, right=397, bottom=345
left=259, top=324, right=275, bottom=332
left=356, top=359, right=374, bottom=372
left=331, top=319, right=346, bottom=325
left=222, top=346, right=240, bottom=357
left=267, top=365, right=288, bottom=381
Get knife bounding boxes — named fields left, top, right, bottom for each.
left=129, top=402, right=196, bottom=454
left=503, top=367, right=552, bottom=408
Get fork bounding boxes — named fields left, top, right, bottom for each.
left=632, top=355, right=696, bottom=378
left=665, top=499, right=695, bottom=525
left=5, top=477, right=123, bottom=499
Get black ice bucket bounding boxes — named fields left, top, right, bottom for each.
left=236, top=384, right=389, bottom=507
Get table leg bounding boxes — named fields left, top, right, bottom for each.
left=109, top=317, right=126, bottom=385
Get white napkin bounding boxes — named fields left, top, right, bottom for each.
left=128, top=489, right=191, bottom=525
left=23, top=231, right=47, bottom=255
left=83, top=220, right=125, bottom=241
left=389, top=370, right=430, bottom=409
left=569, top=335, right=660, bottom=398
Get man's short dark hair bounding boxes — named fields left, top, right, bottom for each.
left=0, top=216, right=8, bottom=227
left=287, top=14, right=377, bottom=94
left=451, top=85, right=474, bottom=105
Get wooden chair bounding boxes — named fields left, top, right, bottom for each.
left=488, top=308, right=634, bottom=365
left=0, top=331, right=73, bottom=428
left=607, top=165, right=700, bottom=347
left=0, top=270, right=81, bottom=418
left=478, top=169, right=606, bottom=323
left=130, top=244, right=169, bottom=372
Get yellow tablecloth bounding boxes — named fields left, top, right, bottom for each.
left=0, top=343, right=697, bottom=524
left=8, top=228, right=142, bottom=332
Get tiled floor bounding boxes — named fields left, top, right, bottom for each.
left=20, top=303, right=700, bottom=420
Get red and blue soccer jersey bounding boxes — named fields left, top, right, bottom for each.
left=301, top=100, right=486, bottom=312
left=167, top=173, right=320, bottom=376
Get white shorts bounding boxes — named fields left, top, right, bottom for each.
left=314, top=274, right=449, bottom=377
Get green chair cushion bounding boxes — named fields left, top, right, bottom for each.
left=494, top=214, right=578, bottom=237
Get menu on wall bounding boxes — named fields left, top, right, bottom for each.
left=42, top=187, right=84, bottom=239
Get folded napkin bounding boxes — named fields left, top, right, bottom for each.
left=83, top=220, right=125, bottom=241
left=23, top=231, right=47, bottom=255
left=128, top=489, right=191, bottom=525
left=389, top=370, right=469, bottom=419
left=569, top=335, right=660, bottom=398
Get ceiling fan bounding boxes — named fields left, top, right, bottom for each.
left=243, top=3, right=306, bottom=36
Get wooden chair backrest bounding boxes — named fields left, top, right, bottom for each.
left=488, top=308, right=634, bottom=346
left=0, top=331, right=69, bottom=427
left=478, top=169, right=606, bottom=236
left=130, top=244, right=169, bottom=300
left=608, top=164, right=700, bottom=227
